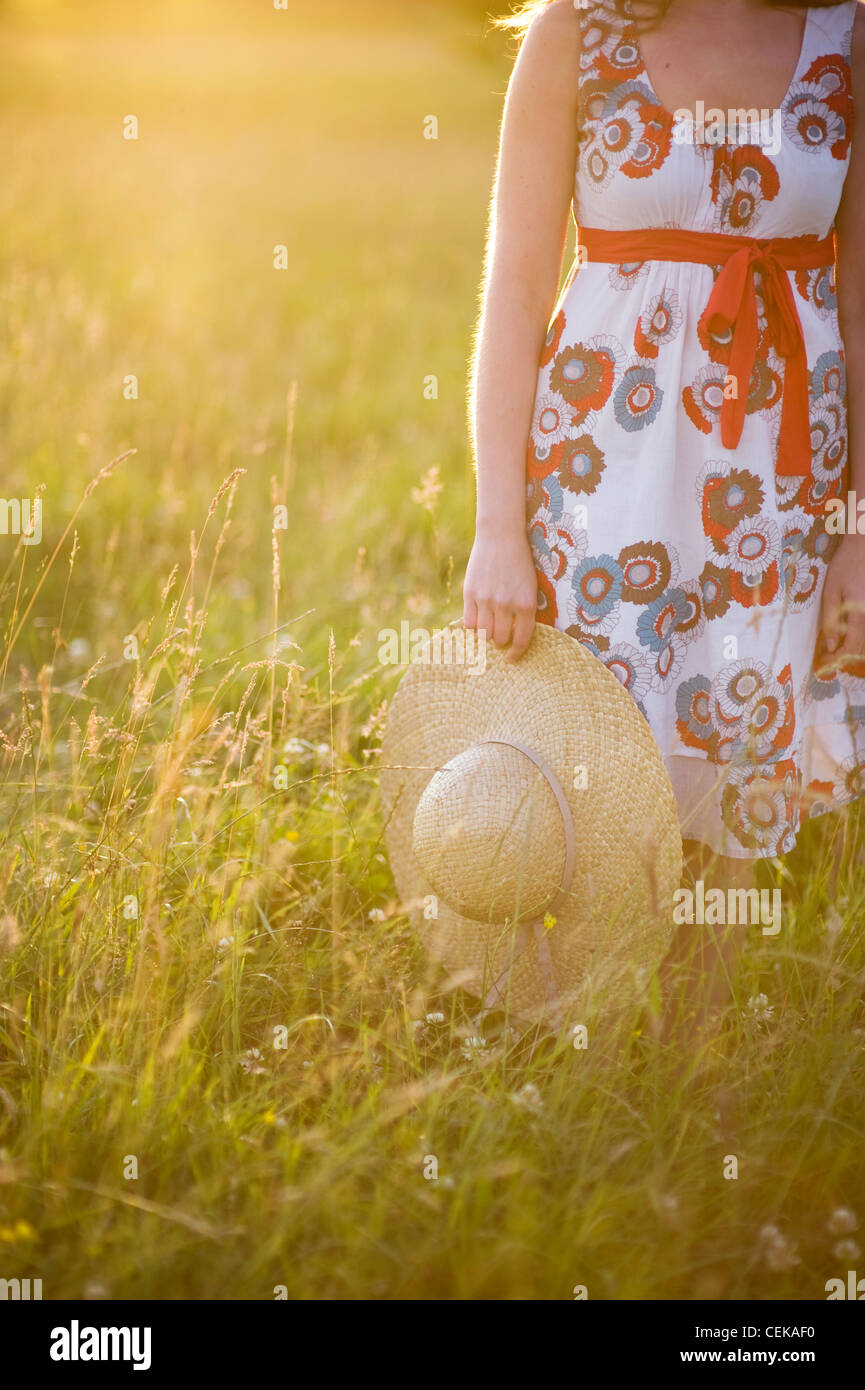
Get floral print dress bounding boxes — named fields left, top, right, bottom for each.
left=527, top=0, right=863, bottom=858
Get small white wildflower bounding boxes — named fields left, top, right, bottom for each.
left=824, top=905, right=843, bottom=941
left=282, top=737, right=312, bottom=759
left=239, top=1048, right=266, bottom=1075
left=656, top=1193, right=684, bottom=1230
left=510, top=1082, right=544, bottom=1115
left=758, top=1223, right=799, bottom=1271
left=833, top=1239, right=861, bottom=1263
left=460, top=1035, right=488, bottom=1062
left=827, top=1207, right=858, bottom=1236
left=425, top=1012, right=445, bottom=1025
left=764, top=1240, right=800, bottom=1272
left=217, top=935, right=234, bottom=951
left=368, top=908, right=387, bottom=923
left=743, top=993, right=774, bottom=1025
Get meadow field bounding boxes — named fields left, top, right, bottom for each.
left=0, top=0, right=863, bottom=1301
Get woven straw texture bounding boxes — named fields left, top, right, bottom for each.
left=380, top=622, right=682, bottom=1025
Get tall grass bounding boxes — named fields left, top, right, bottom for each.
left=0, top=0, right=863, bottom=1300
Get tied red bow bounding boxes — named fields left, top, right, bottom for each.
left=700, top=240, right=809, bottom=477
left=577, top=226, right=837, bottom=479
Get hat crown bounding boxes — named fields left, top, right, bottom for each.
left=411, top=742, right=568, bottom=924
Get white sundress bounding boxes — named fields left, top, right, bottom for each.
left=526, top=0, right=864, bottom=858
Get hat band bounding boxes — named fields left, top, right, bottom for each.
left=480, top=739, right=577, bottom=914
left=478, top=739, right=577, bottom=1022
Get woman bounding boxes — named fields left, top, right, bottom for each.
left=463, top=0, right=865, bottom=1041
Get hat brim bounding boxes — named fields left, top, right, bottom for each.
left=380, top=621, right=682, bottom=1024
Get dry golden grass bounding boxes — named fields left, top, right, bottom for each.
left=0, top=0, right=863, bottom=1300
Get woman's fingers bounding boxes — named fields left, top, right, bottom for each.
left=836, top=598, right=865, bottom=660
left=461, top=535, right=538, bottom=662
left=816, top=573, right=865, bottom=675
left=475, top=599, right=495, bottom=642
left=507, top=607, right=536, bottom=662
left=462, top=597, right=536, bottom=660
left=492, top=604, right=515, bottom=648
left=464, top=596, right=517, bottom=650
left=819, top=571, right=844, bottom=660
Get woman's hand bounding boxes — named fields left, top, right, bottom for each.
left=817, top=534, right=865, bottom=674
left=463, top=522, right=538, bottom=662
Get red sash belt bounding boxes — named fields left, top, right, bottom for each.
left=578, top=226, right=836, bottom=478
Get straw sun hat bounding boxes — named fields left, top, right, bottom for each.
left=380, top=621, right=682, bottom=1027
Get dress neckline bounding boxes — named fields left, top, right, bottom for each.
left=627, top=2, right=813, bottom=130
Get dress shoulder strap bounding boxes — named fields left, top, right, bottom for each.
left=791, top=2, right=857, bottom=165
left=804, top=0, right=859, bottom=63
left=577, top=0, right=633, bottom=80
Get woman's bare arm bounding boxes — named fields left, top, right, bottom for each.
left=463, top=0, right=580, bottom=660
left=821, top=5, right=865, bottom=665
